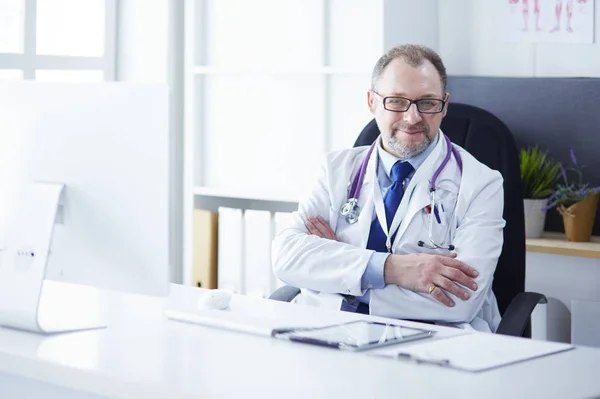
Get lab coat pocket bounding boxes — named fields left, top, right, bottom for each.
left=415, top=208, right=448, bottom=256
left=420, top=190, right=457, bottom=249
left=435, top=189, right=458, bottom=228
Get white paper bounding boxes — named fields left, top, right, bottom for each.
left=378, top=332, right=574, bottom=372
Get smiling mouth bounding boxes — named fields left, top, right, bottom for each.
left=397, top=129, right=424, bottom=135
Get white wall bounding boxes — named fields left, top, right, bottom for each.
left=438, top=0, right=600, bottom=77
left=526, top=252, right=600, bottom=345
left=383, top=0, right=439, bottom=52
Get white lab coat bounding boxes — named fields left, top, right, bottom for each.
left=272, top=131, right=505, bottom=332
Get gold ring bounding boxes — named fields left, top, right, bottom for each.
left=428, top=285, right=436, bottom=295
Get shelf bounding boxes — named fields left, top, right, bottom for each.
left=526, top=232, right=600, bottom=259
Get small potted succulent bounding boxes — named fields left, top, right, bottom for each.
left=545, top=149, right=600, bottom=242
left=520, top=146, right=562, bottom=238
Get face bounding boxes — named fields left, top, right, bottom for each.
left=368, top=58, right=449, bottom=159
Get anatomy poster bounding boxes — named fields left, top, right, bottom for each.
left=506, top=0, right=595, bottom=43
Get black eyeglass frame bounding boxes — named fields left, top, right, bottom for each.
left=370, top=90, right=448, bottom=114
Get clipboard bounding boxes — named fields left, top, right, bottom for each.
left=377, top=332, right=575, bottom=372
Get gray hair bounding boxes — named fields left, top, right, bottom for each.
left=371, top=44, right=447, bottom=92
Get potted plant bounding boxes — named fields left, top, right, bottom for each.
left=545, top=149, right=600, bottom=242
left=520, top=146, right=562, bottom=238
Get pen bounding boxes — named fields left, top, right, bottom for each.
left=434, top=205, right=441, bottom=224
left=396, top=352, right=450, bottom=366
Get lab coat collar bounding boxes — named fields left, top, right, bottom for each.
left=353, top=142, right=379, bottom=248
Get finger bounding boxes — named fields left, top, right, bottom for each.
left=305, top=220, right=325, bottom=238
left=439, top=256, right=478, bottom=278
left=439, top=252, right=457, bottom=259
left=316, top=216, right=336, bottom=238
left=434, top=275, right=471, bottom=302
left=308, top=217, right=330, bottom=238
left=310, top=216, right=337, bottom=240
left=307, top=217, right=333, bottom=240
left=441, top=266, right=478, bottom=292
left=429, top=284, right=455, bottom=307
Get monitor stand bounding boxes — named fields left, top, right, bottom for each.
left=0, top=182, right=106, bottom=334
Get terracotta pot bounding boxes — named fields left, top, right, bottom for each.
left=558, top=193, right=600, bottom=242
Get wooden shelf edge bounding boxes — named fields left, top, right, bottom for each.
left=525, top=244, right=600, bottom=259
left=525, top=232, right=600, bottom=259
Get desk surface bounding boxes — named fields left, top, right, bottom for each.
left=0, top=283, right=599, bottom=399
left=526, top=232, right=600, bottom=259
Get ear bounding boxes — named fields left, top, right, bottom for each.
left=367, top=91, right=376, bottom=115
left=441, top=92, right=450, bottom=118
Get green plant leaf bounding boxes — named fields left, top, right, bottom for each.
left=519, top=146, right=562, bottom=199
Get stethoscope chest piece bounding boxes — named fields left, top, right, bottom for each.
left=340, top=198, right=360, bottom=224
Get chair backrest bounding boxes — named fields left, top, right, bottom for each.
left=353, top=102, right=525, bottom=317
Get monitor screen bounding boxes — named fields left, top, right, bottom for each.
left=0, top=81, right=171, bottom=298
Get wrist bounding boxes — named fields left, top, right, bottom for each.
left=384, top=254, right=406, bottom=285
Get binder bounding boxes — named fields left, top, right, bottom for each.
left=373, top=332, right=575, bottom=372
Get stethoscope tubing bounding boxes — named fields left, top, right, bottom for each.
left=347, top=134, right=462, bottom=201
left=341, top=134, right=463, bottom=250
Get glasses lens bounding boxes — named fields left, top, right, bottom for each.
left=384, top=97, right=410, bottom=111
left=417, top=99, right=443, bottom=113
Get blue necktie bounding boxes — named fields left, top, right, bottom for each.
left=366, top=161, right=414, bottom=253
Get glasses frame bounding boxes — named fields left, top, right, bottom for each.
left=370, top=90, right=448, bottom=114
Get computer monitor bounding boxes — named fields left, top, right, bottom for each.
left=0, top=81, right=170, bottom=332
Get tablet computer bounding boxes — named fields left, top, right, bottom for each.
left=272, top=320, right=435, bottom=351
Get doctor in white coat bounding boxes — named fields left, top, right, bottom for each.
left=272, top=44, right=506, bottom=333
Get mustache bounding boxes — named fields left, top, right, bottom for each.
left=392, top=123, right=429, bottom=132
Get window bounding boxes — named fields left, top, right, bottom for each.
left=35, top=69, right=104, bottom=82
left=185, top=0, right=383, bottom=200
left=0, top=69, right=23, bottom=80
left=184, top=0, right=385, bottom=291
left=0, top=0, right=24, bottom=53
left=0, top=0, right=116, bottom=81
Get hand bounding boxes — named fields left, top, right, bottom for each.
left=305, top=216, right=338, bottom=241
left=383, top=253, right=479, bottom=307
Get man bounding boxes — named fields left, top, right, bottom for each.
left=271, top=44, right=505, bottom=332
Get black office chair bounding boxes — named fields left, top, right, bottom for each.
left=270, top=103, right=546, bottom=338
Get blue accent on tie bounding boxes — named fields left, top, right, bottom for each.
left=366, top=161, right=414, bottom=253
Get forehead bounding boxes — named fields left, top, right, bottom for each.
left=377, top=58, right=443, bottom=96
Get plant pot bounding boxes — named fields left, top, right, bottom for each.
left=524, top=199, right=548, bottom=238
left=558, top=193, right=600, bottom=242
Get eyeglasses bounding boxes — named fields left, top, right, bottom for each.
left=371, top=90, right=447, bottom=114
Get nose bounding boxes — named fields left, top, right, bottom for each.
left=403, top=103, right=423, bottom=124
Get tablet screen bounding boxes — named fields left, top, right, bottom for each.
left=274, top=320, right=435, bottom=351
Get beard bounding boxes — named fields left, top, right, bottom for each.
left=384, top=123, right=433, bottom=159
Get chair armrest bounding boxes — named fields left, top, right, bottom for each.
left=496, top=292, right=547, bottom=337
left=268, top=286, right=301, bottom=302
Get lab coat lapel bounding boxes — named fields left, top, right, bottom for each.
left=394, top=133, right=446, bottom=243
left=352, top=143, right=378, bottom=248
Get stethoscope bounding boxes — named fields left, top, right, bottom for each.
left=340, top=134, right=463, bottom=251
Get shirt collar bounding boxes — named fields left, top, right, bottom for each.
left=376, top=131, right=440, bottom=178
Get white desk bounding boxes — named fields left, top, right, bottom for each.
left=0, top=283, right=599, bottom=399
